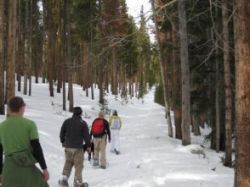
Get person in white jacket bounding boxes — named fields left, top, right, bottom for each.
left=109, top=110, right=122, bottom=155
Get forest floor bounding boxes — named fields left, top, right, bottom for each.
left=0, top=80, right=234, bottom=187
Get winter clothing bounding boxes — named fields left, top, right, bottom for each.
left=110, top=130, right=120, bottom=153
left=93, top=135, right=107, bottom=167
left=62, top=148, right=84, bottom=184
left=90, top=117, right=110, bottom=168
left=0, top=117, right=39, bottom=155
left=60, top=113, right=90, bottom=185
left=90, top=118, right=111, bottom=140
left=73, top=107, right=83, bottom=116
left=0, top=116, right=48, bottom=187
left=60, top=116, right=91, bottom=149
left=109, top=114, right=122, bottom=153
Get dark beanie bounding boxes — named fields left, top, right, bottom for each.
left=113, top=110, right=118, bottom=116
left=73, top=107, right=82, bottom=116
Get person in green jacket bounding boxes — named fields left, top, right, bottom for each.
left=0, top=96, right=49, bottom=187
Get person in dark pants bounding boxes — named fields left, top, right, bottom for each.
left=0, top=96, right=49, bottom=187
left=59, top=107, right=91, bottom=187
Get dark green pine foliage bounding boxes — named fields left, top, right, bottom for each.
left=119, top=16, right=139, bottom=79
left=188, top=0, right=234, bottom=150
left=188, top=0, right=215, bottom=120
left=137, top=6, right=151, bottom=99
left=155, top=80, right=165, bottom=106
left=72, top=0, right=98, bottom=42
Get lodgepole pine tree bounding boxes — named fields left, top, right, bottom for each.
left=234, top=0, right=250, bottom=186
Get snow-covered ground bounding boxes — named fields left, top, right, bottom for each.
left=0, top=80, right=234, bottom=187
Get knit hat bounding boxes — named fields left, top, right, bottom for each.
left=73, top=107, right=82, bottom=116
left=113, top=110, right=118, bottom=116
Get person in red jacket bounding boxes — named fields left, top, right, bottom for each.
left=90, top=111, right=111, bottom=169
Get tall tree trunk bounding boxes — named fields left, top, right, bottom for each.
left=16, top=0, right=20, bottom=91
left=215, top=46, right=221, bottom=152
left=222, top=0, right=232, bottom=167
left=0, top=0, right=4, bottom=114
left=56, top=2, right=63, bottom=94
left=178, top=0, right=191, bottom=145
left=6, top=0, right=17, bottom=105
left=56, top=25, right=62, bottom=93
left=234, top=0, right=250, bottom=186
left=151, top=0, right=173, bottom=137
left=214, top=0, right=221, bottom=153
left=82, top=41, right=89, bottom=91
left=98, top=56, right=104, bottom=105
left=23, top=0, right=29, bottom=95
left=65, top=0, right=73, bottom=112
left=3, top=0, right=8, bottom=104
left=28, top=0, right=32, bottom=96
left=111, top=46, right=118, bottom=95
left=172, top=23, right=182, bottom=139
left=46, top=0, right=54, bottom=97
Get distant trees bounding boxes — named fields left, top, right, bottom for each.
left=0, top=0, right=157, bottom=114
left=151, top=0, right=244, bottom=171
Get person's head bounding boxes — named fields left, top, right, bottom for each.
left=113, top=110, right=118, bottom=116
left=73, top=107, right=82, bottom=116
left=8, top=96, right=26, bottom=115
left=98, top=111, right=105, bottom=118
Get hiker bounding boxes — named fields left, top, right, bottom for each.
left=90, top=111, right=111, bottom=169
left=59, top=107, right=91, bottom=187
left=109, top=110, right=122, bottom=155
left=0, top=96, right=49, bottom=187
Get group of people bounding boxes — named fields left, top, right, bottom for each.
left=0, top=96, right=123, bottom=187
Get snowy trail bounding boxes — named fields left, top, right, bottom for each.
left=0, top=82, right=234, bottom=187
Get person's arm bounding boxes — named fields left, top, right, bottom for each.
left=82, top=122, right=91, bottom=147
left=29, top=122, right=49, bottom=182
left=0, top=144, right=3, bottom=175
left=105, top=120, right=111, bottom=142
left=109, top=116, right=113, bottom=126
left=30, top=139, right=47, bottom=170
left=119, top=117, right=123, bottom=129
left=89, top=119, right=96, bottom=139
left=60, top=121, right=67, bottom=144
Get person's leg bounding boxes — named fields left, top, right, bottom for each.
left=62, top=148, right=74, bottom=178
left=115, top=130, right=120, bottom=152
left=110, top=130, right=115, bottom=152
left=100, top=136, right=107, bottom=168
left=73, top=149, right=84, bottom=185
left=93, top=138, right=100, bottom=166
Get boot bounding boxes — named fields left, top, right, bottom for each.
left=74, top=180, right=89, bottom=187
left=93, top=159, right=99, bottom=166
left=58, top=175, right=69, bottom=187
left=114, top=149, right=120, bottom=155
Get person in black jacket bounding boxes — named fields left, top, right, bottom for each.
left=90, top=111, right=111, bottom=169
left=59, top=107, right=91, bottom=187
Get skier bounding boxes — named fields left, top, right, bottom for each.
left=109, top=110, right=122, bottom=155
left=0, top=96, right=49, bottom=187
left=59, top=107, right=91, bottom=187
left=90, top=111, right=111, bottom=169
